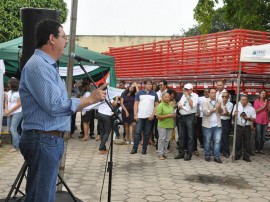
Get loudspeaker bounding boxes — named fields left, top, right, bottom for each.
left=20, top=8, right=60, bottom=70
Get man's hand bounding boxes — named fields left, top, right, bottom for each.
left=88, top=83, right=108, bottom=104
left=148, top=114, right=154, bottom=121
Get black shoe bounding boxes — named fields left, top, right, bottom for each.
left=243, top=158, right=251, bottom=162
left=249, top=151, right=255, bottom=156
left=142, top=149, right=147, bottom=155
left=205, top=156, right=210, bottom=162
left=214, top=158, right=222, bottom=163
left=200, top=144, right=204, bottom=148
left=184, top=155, right=191, bottom=161
left=235, top=156, right=240, bottom=161
left=223, top=153, right=230, bottom=158
left=89, top=136, right=95, bottom=139
left=174, top=154, right=184, bottom=159
left=130, top=149, right=137, bottom=154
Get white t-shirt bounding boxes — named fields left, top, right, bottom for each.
left=81, top=91, right=91, bottom=115
left=220, top=101, right=234, bottom=120
left=7, top=90, right=22, bottom=115
left=178, top=92, right=198, bottom=115
left=98, top=99, right=114, bottom=116
left=232, top=103, right=256, bottom=126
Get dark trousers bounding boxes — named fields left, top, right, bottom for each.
left=98, top=112, right=112, bottom=151
left=89, top=109, right=95, bottom=136
left=71, top=112, right=77, bottom=134
left=221, top=119, right=231, bottom=155
left=177, top=114, right=195, bottom=157
left=236, top=125, right=251, bottom=159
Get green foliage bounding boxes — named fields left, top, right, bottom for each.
left=223, top=0, right=270, bottom=31
left=180, top=25, right=201, bottom=37
left=0, top=0, right=68, bottom=43
left=192, top=0, right=270, bottom=36
left=193, top=0, right=217, bottom=34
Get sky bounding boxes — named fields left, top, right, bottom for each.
left=63, top=0, right=205, bottom=36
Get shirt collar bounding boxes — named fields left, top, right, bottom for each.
left=35, top=49, right=58, bottom=71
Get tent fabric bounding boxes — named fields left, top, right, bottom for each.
left=240, top=43, right=270, bottom=63
left=0, top=37, right=116, bottom=87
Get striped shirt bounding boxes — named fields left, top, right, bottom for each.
left=19, top=49, right=80, bottom=131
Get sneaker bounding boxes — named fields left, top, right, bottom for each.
left=193, top=151, right=199, bottom=156
left=142, top=149, right=147, bottom=155
left=162, top=154, right=168, bottom=159
left=259, top=150, right=265, bottom=154
left=159, top=155, right=165, bottom=160
left=130, top=149, right=137, bottom=154
left=130, top=141, right=134, bottom=145
left=99, top=150, right=108, bottom=155
left=9, top=148, right=18, bottom=152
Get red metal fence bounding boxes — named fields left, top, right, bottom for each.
left=105, top=29, right=270, bottom=93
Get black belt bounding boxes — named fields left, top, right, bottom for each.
left=178, top=113, right=194, bottom=117
left=237, top=125, right=251, bottom=128
left=33, top=130, right=65, bottom=137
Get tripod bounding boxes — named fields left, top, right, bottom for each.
left=5, top=161, right=78, bottom=202
left=77, top=61, right=122, bottom=202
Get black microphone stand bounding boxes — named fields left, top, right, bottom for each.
left=77, top=61, right=122, bottom=202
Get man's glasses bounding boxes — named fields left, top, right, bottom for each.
left=222, top=96, right=228, bottom=98
left=57, top=35, right=68, bottom=40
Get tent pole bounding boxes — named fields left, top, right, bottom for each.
left=57, top=0, right=78, bottom=191
left=231, top=62, right=242, bottom=162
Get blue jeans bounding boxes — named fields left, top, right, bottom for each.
left=133, top=118, right=153, bottom=151
left=203, top=126, right=222, bottom=159
left=7, top=112, right=23, bottom=149
left=97, top=113, right=112, bottom=151
left=19, top=130, right=64, bottom=202
left=255, top=123, right=268, bottom=150
left=177, top=114, right=195, bottom=157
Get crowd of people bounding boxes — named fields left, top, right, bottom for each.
left=72, top=78, right=270, bottom=163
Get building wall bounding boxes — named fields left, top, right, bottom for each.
left=75, top=35, right=179, bottom=53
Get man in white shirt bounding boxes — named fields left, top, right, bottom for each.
left=220, top=92, right=234, bottom=158
left=156, top=80, right=168, bottom=101
left=175, top=83, right=198, bottom=161
left=233, top=95, right=256, bottom=162
left=216, top=80, right=230, bottom=102
left=202, top=88, right=223, bottom=163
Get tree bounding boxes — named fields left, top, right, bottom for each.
left=193, top=0, right=270, bottom=35
left=180, top=25, right=201, bottom=37
left=223, top=0, right=270, bottom=31
left=0, top=0, right=68, bottom=43
left=193, top=0, right=217, bottom=34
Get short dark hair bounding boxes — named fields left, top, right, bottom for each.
left=119, top=80, right=125, bottom=85
left=8, top=78, right=20, bottom=91
left=159, top=80, right=167, bottom=87
left=35, top=19, right=62, bottom=48
left=144, top=79, right=152, bottom=85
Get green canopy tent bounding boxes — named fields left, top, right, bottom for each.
left=0, top=37, right=116, bottom=86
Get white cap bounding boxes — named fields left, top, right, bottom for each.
left=184, top=83, right=193, bottom=90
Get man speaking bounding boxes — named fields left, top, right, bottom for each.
left=19, top=19, right=107, bottom=202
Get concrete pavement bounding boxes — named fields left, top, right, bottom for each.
left=0, top=131, right=270, bottom=202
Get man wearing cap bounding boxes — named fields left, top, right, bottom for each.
left=175, top=83, right=198, bottom=161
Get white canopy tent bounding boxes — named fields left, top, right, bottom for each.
left=231, top=43, right=270, bottom=161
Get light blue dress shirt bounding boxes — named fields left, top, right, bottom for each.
left=19, top=49, right=80, bottom=131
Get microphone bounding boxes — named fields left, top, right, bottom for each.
left=70, top=53, right=97, bottom=64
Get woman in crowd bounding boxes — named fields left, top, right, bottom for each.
left=81, top=83, right=92, bottom=141
left=253, top=90, right=270, bottom=154
left=120, top=82, right=139, bottom=144
left=5, top=78, right=23, bottom=152
left=156, top=93, right=176, bottom=160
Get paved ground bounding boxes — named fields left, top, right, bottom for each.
left=0, top=125, right=270, bottom=202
